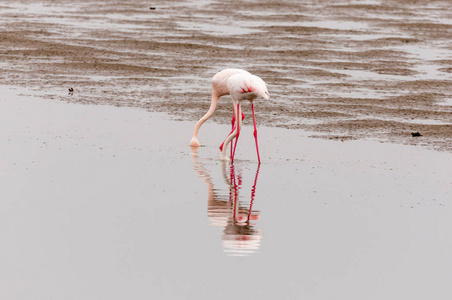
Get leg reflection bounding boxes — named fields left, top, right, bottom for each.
left=222, top=162, right=262, bottom=256
left=191, top=147, right=263, bottom=256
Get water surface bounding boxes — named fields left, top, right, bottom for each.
left=1, top=88, right=451, bottom=299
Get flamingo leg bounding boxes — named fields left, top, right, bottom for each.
left=251, top=103, right=261, bottom=164
left=230, top=109, right=236, bottom=157
left=220, top=107, right=237, bottom=152
left=220, top=104, right=245, bottom=152
left=231, top=103, right=241, bottom=162
left=230, top=108, right=245, bottom=156
left=220, top=100, right=240, bottom=161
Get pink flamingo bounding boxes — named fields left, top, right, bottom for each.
left=220, top=72, right=269, bottom=163
left=190, top=69, right=250, bottom=148
left=190, top=69, right=269, bottom=163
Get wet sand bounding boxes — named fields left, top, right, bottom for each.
left=1, top=87, right=452, bottom=299
left=0, top=0, right=451, bottom=151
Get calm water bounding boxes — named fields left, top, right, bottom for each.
left=1, top=88, right=452, bottom=299
left=193, top=154, right=263, bottom=257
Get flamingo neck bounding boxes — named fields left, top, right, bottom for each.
left=191, top=94, right=219, bottom=144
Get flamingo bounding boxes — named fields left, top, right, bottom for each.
left=190, top=69, right=269, bottom=163
left=190, top=68, right=250, bottom=148
left=220, top=72, right=269, bottom=163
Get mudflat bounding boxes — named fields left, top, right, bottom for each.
left=0, top=0, right=451, bottom=150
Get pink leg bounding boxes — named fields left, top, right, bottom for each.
left=219, top=112, right=237, bottom=151
left=230, top=111, right=245, bottom=156
left=251, top=103, right=261, bottom=164
left=230, top=110, right=245, bottom=155
left=230, top=113, right=235, bottom=157
left=231, top=103, right=241, bottom=162
left=220, top=110, right=245, bottom=153
left=220, top=127, right=234, bottom=151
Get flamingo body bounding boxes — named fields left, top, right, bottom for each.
left=227, top=73, right=269, bottom=102
left=212, top=68, right=250, bottom=98
left=190, top=68, right=250, bottom=147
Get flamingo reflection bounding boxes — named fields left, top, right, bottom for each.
left=192, top=147, right=263, bottom=256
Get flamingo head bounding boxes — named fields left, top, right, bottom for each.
left=253, top=75, right=270, bottom=100
left=261, top=89, right=270, bottom=100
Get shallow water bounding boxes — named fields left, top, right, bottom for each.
left=1, top=87, right=452, bottom=299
